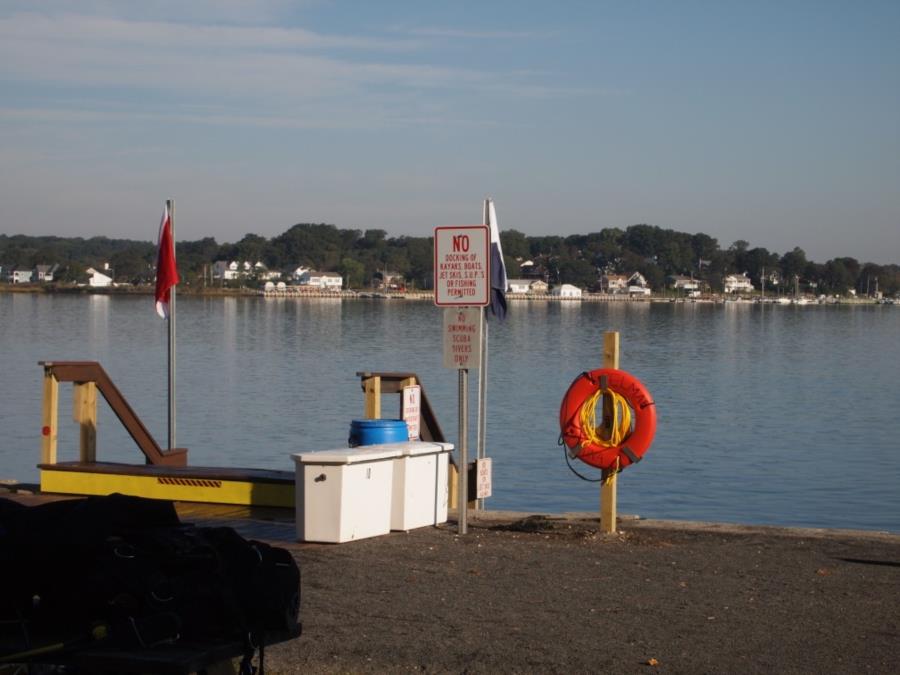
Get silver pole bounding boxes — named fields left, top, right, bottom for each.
left=458, top=368, right=468, bottom=534
left=167, top=199, right=176, bottom=450
left=476, top=198, right=490, bottom=510
left=476, top=310, right=488, bottom=510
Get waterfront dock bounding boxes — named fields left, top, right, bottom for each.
left=4, top=488, right=896, bottom=674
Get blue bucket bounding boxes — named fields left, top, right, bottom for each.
left=349, top=419, right=409, bottom=447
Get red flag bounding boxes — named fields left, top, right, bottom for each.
left=155, top=204, right=180, bottom=319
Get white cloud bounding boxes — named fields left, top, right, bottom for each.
left=2, top=11, right=565, bottom=115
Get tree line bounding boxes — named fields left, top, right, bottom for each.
left=1, top=223, right=897, bottom=296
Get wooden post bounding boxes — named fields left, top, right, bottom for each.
left=41, top=369, right=59, bottom=465
left=363, top=375, right=381, bottom=419
left=600, top=331, right=620, bottom=533
left=73, top=381, right=97, bottom=463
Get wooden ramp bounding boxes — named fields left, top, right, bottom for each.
left=39, top=461, right=294, bottom=508
left=36, top=363, right=449, bottom=510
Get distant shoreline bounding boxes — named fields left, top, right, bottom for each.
left=0, top=283, right=886, bottom=305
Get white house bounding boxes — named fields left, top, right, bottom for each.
left=298, top=270, right=343, bottom=290
left=508, top=278, right=549, bottom=294
left=288, top=266, right=309, bottom=281
left=86, top=267, right=113, bottom=287
left=724, top=273, right=754, bottom=294
left=9, top=268, right=33, bottom=283
left=507, top=279, right=533, bottom=294
left=253, top=262, right=281, bottom=281
left=669, top=275, right=699, bottom=292
left=213, top=260, right=241, bottom=280
left=627, top=272, right=651, bottom=296
left=551, top=284, right=583, bottom=299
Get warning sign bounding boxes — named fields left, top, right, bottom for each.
left=442, top=308, right=483, bottom=370
left=401, top=385, right=421, bottom=440
left=434, top=226, right=490, bottom=306
left=476, top=458, right=492, bottom=499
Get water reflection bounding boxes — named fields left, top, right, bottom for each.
left=1, top=296, right=899, bottom=531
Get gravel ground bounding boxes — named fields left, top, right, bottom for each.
left=259, top=513, right=900, bottom=674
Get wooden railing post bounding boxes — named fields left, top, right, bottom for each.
left=41, top=368, right=59, bottom=465
left=600, top=331, right=620, bottom=533
left=363, top=375, right=381, bottom=419
left=356, top=370, right=458, bottom=508
left=38, top=361, right=187, bottom=467
left=73, top=381, right=97, bottom=463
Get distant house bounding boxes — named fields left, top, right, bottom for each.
left=9, top=268, right=33, bottom=284
left=253, top=262, right=281, bottom=281
left=507, top=278, right=549, bottom=294
left=724, top=273, right=754, bottom=294
left=86, top=267, right=113, bottom=288
left=213, top=260, right=241, bottom=280
left=627, top=272, right=651, bottom=296
left=551, top=284, right=583, bottom=299
left=288, top=266, right=310, bottom=281
left=601, top=274, right=629, bottom=294
left=298, top=270, right=343, bottom=290
left=507, top=279, right=532, bottom=294
left=529, top=279, right=549, bottom=294
left=668, top=275, right=699, bottom=292
left=34, top=264, right=60, bottom=282
left=374, top=270, right=404, bottom=290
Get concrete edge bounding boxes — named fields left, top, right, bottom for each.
left=462, top=509, right=900, bottom=542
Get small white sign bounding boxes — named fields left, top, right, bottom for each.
left=433, top=225, right=490, bottom=306
left=442, top=308, right=483, bottom=369
left=476, top=457, right=492, bottom=499
left=401, top=385, right=421, bottom=440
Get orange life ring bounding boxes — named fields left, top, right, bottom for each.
left=559, top=368, right=657, bottom=470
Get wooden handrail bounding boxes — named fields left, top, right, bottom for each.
left=40, top=361, right=188, bottom=466
left=355, top=371, right=447, bottom=444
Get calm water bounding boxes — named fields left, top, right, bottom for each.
left=2, top=293, right=899, bottom=532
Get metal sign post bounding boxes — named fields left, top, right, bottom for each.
left=458, top=368, right=468, bottom=534
left=434, top=225, right=490, bottom=534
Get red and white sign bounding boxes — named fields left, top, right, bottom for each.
left=442, top=308, right=483, bottom=370
left=433, top=225, right=490, bottom=306
left=476, top=457, right=492, bottom=499
left=401, top=385, right=421, bottom=440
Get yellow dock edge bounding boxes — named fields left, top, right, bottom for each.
left=40, top=467, right=295, bottom=508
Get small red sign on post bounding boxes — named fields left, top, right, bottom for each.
left=401, top=385, right=421, bottom=440
left=476, top=457, right=492, bottom=499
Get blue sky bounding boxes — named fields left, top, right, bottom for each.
left=1, top=1, right=898, bottom=264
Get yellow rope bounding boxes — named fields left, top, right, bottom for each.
left=604, top=456, right=621, bottom=485
left=579, top=386, right=633, bottom=448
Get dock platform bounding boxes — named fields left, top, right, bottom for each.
left=39, top=461, right=295, bottom=508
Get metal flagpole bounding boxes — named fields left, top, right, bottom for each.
left=475, top=199, right=490, bottom=509
left=477, top=310, right=488, bottom=510
left=167, top=199, right=176, bottom=450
